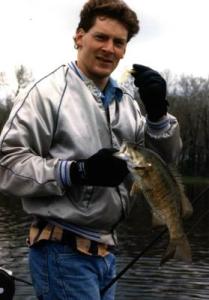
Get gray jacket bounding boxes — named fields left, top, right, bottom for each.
left=0, top=64, right=182, bottom=236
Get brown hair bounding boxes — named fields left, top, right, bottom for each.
left=77, top=0, right=140, bottom=42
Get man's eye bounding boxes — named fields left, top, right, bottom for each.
left=114, top=40, right=125, bottom=48
left=95, top=35, right=105, bottom=41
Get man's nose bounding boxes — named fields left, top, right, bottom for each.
left=102, top=39, right=114, bottom=53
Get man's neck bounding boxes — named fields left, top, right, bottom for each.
left=75, top=61, right=109, bottom=91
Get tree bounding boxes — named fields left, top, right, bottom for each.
left=168, top=75, right=209, bottom=176
left=15, top=65, right=34, bottom=97
left=0, top=65, right=34, bottom=132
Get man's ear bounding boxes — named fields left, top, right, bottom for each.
left=74, top=28, right=85, bottom=49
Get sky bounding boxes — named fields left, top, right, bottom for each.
left=0, top=0, right=209, bottom=89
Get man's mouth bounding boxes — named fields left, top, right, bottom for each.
left=96, top=56, right=114, bottom=64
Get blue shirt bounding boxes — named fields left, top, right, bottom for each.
left=69, top=61, right=123, bottom=108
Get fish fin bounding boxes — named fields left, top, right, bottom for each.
left=130, top=182, right=141, bottom=196
left=152, top=212, right=166, bottom=228
left=168, top=164, right=193, bottom=219
left=160, top=236, right=192, bottom=266
left=181, top=195, right=193, bottom=219
left=160, top=242, right=176, bottom=266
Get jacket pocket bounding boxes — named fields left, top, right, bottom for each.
left=66, top=185, right=94, bottom=209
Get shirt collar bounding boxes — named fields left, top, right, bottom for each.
left=69, top=61, right=123, bottom=106
left=105, top=77, right=123, bottom=103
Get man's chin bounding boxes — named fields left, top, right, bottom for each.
left=95, top=67, right=116, bottom=78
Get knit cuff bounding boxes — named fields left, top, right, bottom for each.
left=56, top=160, right=75, bottom=187
left=146, top=115, right=170, bottom=131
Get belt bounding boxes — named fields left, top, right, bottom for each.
left=27, top=219, right=113, bottom=257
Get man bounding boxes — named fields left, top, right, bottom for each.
left=0, top=0, right=182, bottom=299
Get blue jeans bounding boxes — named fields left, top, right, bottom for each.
left=29, top=241, right=116, bottom=300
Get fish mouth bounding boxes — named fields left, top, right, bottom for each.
left=115, top=150, right=151, bottom=170
left=134, top=163, right=152, bottom=170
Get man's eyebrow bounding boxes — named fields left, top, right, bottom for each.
left=93, top=31, right=127, bottom=41
left=114, top=37, right=127, bottom=43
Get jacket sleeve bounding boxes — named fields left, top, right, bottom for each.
left=0, top=85, right=64, bottom=198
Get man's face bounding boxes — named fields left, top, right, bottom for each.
left=75, top=16, right=128, bottom=87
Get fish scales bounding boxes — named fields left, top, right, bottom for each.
left=118, top=142, right=193, bottom=265
left=139, top=156, right=184, bottom=239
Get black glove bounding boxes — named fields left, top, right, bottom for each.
left=132, top=64, right=168, bottom=122
left=70, top=148, right=129, bottom=186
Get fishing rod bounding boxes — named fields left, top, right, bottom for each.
left=12, top=276, right=32, bottom=286
left=101, top=184, right=209, bottom=296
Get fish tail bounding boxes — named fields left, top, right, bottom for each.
left=160, top=236, right=192, bottom=265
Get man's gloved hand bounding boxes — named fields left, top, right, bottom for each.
left=70, top=148, right=129, bottom=186
left=132, top=64, right=169, bottom=122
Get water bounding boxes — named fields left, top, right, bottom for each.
left=0, top=183, right=209, bottom=299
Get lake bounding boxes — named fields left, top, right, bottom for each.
left=0, top=181, right=209, bottom=300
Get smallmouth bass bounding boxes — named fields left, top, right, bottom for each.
left=118, top=142, right=193, bottom=265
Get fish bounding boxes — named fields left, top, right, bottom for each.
left=117, top=142, right=193, bottom=265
